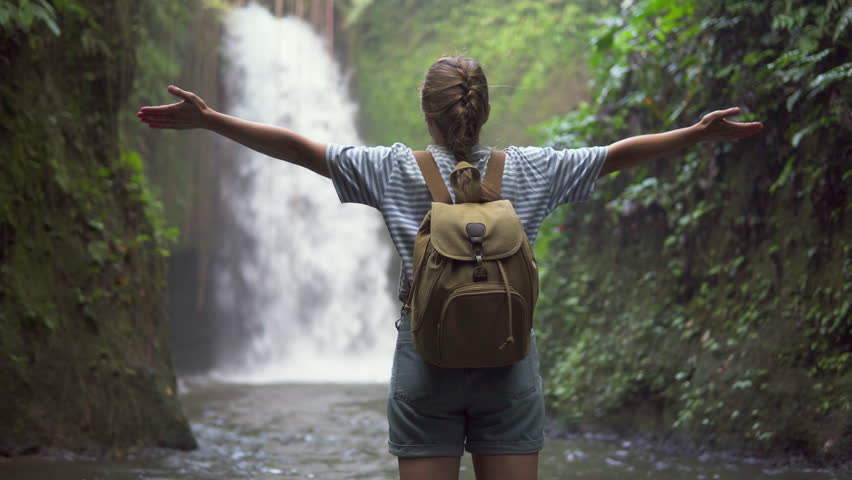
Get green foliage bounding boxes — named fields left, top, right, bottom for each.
left=0, top=0, right=59, bottom=34
left=126, top=2, right=192, bottom=108
left=342, top=0, right=615, bottom=147
left=0, top=0, right=87, bottom=35
left=0, top=0, right=96, bottom=39
left=119, top=151, right=179, bottom=256
left=536, top=0, right=851, bottom=458
left=120, top=0, right=225, bottom=247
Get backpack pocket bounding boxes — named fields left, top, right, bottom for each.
left=437, top=282, right=530, bottom=368
left=410, top=248, right=445, bottom=335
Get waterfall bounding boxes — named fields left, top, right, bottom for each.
left=210, top=3, right=397, bottom=383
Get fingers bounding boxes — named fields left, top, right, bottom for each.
left=136, top=88, right=192, bottom=113
left=137, top=97, right=190, bottom=123
left=138, top=103, right=181, bottom=114
left=169, top=85, right=207, bottom=110
left=137, top=86, right=195, bottom=113
left=137, top=114, right=193, bottom=130
left=715, top=120, right=763, bottom=139
left=137, top=111, right=177, bottom=126
left=168, top=85, right=193, bottom=101
left=703, top=107, right=740, bottom=123
left=723, top=119, right=763, bottom=129
left=731, top=121, right=764, bottom=138
left=137, top=110, right=173, bottom=119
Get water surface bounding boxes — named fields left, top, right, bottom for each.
left=1, top=382, right=845, bottom=480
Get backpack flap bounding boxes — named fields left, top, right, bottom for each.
left=429, top=200, right=525, bottom=261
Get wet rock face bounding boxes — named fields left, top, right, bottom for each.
left=0, top=0, right=195, bottom=455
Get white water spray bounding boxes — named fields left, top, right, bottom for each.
left=212, top=4, right=397, bottom=383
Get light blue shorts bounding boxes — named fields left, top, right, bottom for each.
left=387, top=313, right=545, bottom=458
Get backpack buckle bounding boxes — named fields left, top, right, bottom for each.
left=467, top=223, right=488, bottom=281
left=473, top=266, right=488, bottom=282
left=466, top=223, right=486, bottom=244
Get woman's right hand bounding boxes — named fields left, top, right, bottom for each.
left=137, top=85, right=213, bottom=130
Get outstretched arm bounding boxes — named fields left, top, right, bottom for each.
left=600, top=107, right=763, bottom=177
left=137, top=86, right=330, bottom=178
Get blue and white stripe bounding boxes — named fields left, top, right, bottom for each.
left=326, top=142, right=608, bottom=302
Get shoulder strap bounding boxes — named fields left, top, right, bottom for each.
left=413, top=149, right=505, bottom=201
left=413, top=151, right=452, bottom=204
left=484, top=149, right=505, bottom=195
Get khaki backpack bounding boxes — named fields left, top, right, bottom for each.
left=403, top=150, right=539, bottom=368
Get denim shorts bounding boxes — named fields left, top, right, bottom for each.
left=387, top=313, right=545, bottom=458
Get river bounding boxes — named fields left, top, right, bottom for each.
left=2, top=381, right=844, bottom=480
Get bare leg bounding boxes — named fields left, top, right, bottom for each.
left=399, top=456, right=462, bottom=480
left=472, top=453, right=538, bottom=480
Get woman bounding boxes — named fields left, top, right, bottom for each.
left=138, top=56, right=762, bottom=480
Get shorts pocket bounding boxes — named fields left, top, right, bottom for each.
left=474, top=331, right=539, bottom=400
left=488, top=356, right=537, bottom=399
left=392, top=340, right=451, bottom=409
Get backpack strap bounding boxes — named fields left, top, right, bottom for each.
left=413, top=150, right=452, bottom=204
left=414, top=149, right=506, bottom=202
left=483, top=149, right=505, bottom=195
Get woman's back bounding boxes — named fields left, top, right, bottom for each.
left=326, top=141, right=608, bottom=300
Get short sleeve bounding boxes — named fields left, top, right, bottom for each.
left=325, top=143, right=398, bottom=208
left=542, top=145, right=608, bottom=211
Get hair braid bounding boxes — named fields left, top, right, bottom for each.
left=421, top=56, right=497, bottom=200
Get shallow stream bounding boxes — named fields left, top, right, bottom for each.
left=2, top=382, right=846, bottom=480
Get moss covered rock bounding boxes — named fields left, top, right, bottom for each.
left=0, top=0, right=195, bottom=455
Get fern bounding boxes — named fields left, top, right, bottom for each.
left=808, top=62, right=852, bottom=98
left=769, top=48, right=834, bottom=85
left=0, top=0, right=92, bottom=35
left=791, top=117, right=836, bottom=147
left=0, top=0, right=58, bottom=35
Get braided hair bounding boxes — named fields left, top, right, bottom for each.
left=421, top=56, right=498, bottom=201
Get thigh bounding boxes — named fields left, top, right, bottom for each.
left=399, top=456, right=462, bottom=480
left=472, top=453, right=538, bottom=480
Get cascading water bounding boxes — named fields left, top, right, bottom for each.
left=211, top=4, right=397, bottom=383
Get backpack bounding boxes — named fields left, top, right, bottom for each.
left=403, top=149, right=539, bottom=368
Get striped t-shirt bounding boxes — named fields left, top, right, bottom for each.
left=325, top=143, right=608, bottom=302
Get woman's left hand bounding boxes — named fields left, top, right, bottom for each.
left=696, top=107, right=763, bottom=141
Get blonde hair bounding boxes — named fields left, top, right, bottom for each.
left=421, top=56, right=498, bottom=201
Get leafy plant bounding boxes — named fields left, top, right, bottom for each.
left=535, top=0, right=851, bottom=457
left=0, top=0, right=91, bottom=35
